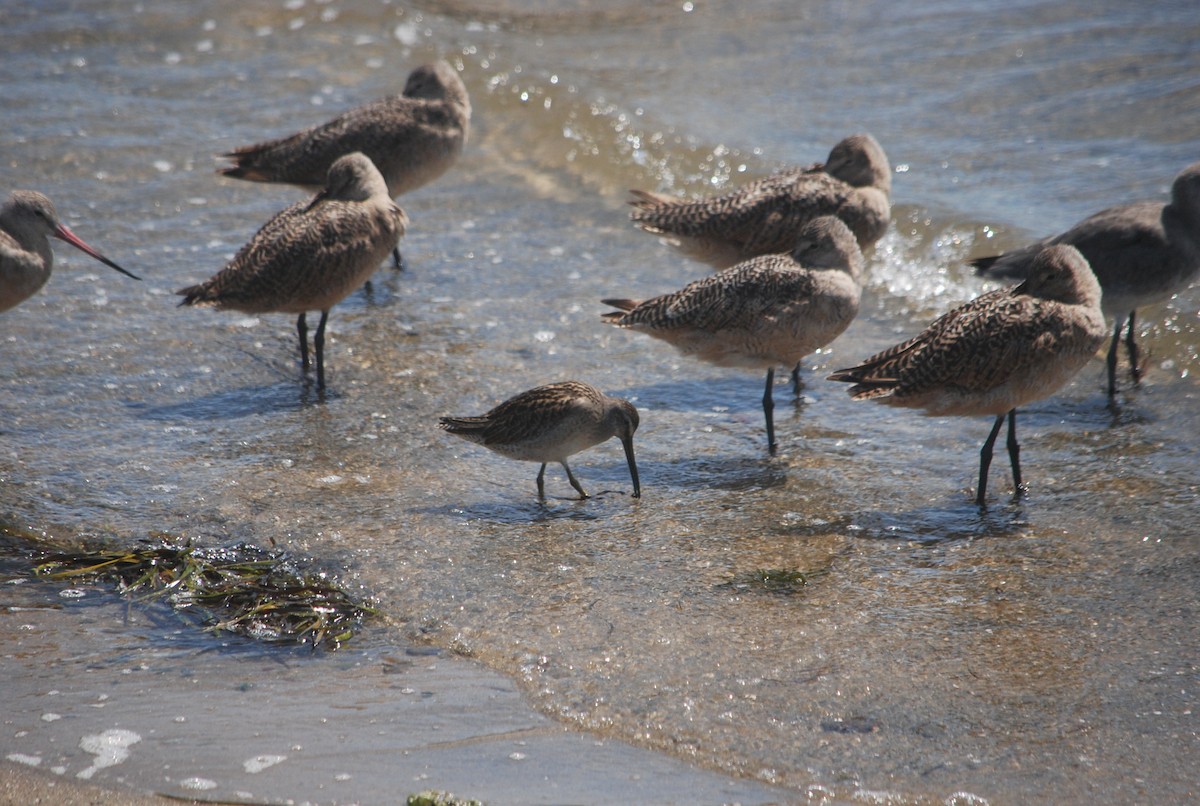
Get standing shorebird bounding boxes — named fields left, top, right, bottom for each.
left=439, top=381, right=641, bottom=500
left=177, top=153, right=406, bottom=390
left=629, top=133, right=891, bottom=270
left=219, top=61, right=469, bottom=269
left=1, top=190, right=139, bottom=313
left=602, top=216, right=864, bottom=455
left=972, top=161, right=1200, bottom=399
left=829, top=244, right=1107, bottom=505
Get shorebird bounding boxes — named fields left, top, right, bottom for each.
left=219, top=61, right=469, bottom=269
left=602, top=216, right=863, bottom=455
left=972, top=161, right=1200, bottom=399
left=178, top=153, right=406, bottom=390
left=829, top=244, right=1107, bottom=505
left=1, top=190, right=139, bottom=313
left=439, top=381, right=641, bottom=500
left=629, top=133, right=891, bottom=270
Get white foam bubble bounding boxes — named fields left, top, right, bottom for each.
left=76, top=728, right=141, bottom=779
left=243, top=754, right=287, bottom=774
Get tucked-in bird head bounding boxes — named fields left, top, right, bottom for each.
left=318, top=152, right=393, bottom=203
left=824, top=133, right=891, bottom=194
left=1170, top=161, right=1200, bottom=218
left=1021, top=244, right=1102, bottom=308
left=790, top=216, right=864, bottom=279
left=2, top=190, right=140, bottom=280
left=403, top=61, right=470, bottom=108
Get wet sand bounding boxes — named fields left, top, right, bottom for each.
left=0, top=580, right=799, bottom=806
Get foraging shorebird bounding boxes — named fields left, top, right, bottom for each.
left=1, top=190, right=139, bottom=313
left=603, top=216, right=863, bottom=455
left=830, top=244, right=1107, bottom=505
left=439, top=381, right=641, bottom=500
left=219, top=61, right=469, bottom=269
left=178, top=153, right=406, bottom=390
left=972, top=161, right=1200, bottom=399
left=629, top=133, right=890, bottom=270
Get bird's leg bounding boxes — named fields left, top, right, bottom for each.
left=296, top=313, right=310, bottom=371
left=392, top=247, right=404, bottom=271
left=977, top=413, right=1006, bottom=505
left=790, top=363, right=802, bottom=398
left=561, top=461, right=590, bottom=499
left=763, top=367, right=777, bottom=455
left=1124, top=309, right=1143, bottom=384
left=313, top=309, right=329, bottom=390
left=1105, top=315, right=1126, bottom=399
left=536, top=463, right=548, bottom=498
left=1006, top=409, right=1024, bottom=496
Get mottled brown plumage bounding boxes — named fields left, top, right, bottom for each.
left=219, top=61, right=467, bottom=270
left=439, top=381, right=641, bottom=500
left=972, top=161, right=1200, bottom=398
left=178, top=153, right=407, bottom=389
left=629, top=133, right=890, bottom=269
left=1, top=190, right=138, bottom=313
left=220, top=61, right=470, bottom=198
left=603, top=216, right=863, bottom=454
left=829, top=244, right=1107, bottom=504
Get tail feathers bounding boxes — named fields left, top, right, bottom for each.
left=438, top=415, right=489, bottom=436
left=600, top=298, right=641, bottom=325
left=846, top=384, right=897, bottom=401
left=826, top=368, right=898, bottom=401
left=601, top=298, right=639, bottom=312
left=628, top=189, right=684, bottom=233
left=217, top=163, right=272, bottom=183
left=217, top=140, right=286, bottom=182
left=628, top=188, right=679, bottom=208
left=969, top=254, right=1001, bottom=274
left=218, top=145, right=274, bottom=182
left=176, top=283, right=217, bottom=307
left=969, top=253, right=1027, bottom=281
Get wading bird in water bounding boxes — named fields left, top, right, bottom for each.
left=178, top=153, right=406, bottom=390
left=439, top=381, right=641, bottom=500
left=830, top=244, right=1107, bottom=505
left=972, top=161, right=1200, bottom=399
left=219, top=61, right=470, bottom=270
left=603, top=216, right=863, bottom=455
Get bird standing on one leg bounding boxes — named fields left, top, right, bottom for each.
left=971, top=161, right=1200, bottom=399
left=1, top=190, right=139, bottom=313
left=439, top=381, right=641, bottom=500
left=603, top=216, right=863, bottom=455
left=830, top=244, right=1108, bottom=505
left=178, top=152, right=406, bottom=390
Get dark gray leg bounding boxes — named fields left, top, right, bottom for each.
left=536, top=463, right=547, bottom=498
left=763, top=367, right=777, bottom=455
left=561, top=461, right=589, bottom=499
left=1106, top=315, right=1126, bottom=398
left=1124, top=309, right=1143, bottom=385
left=314, top=310, right=329, bottom=390
left=1005, top=409, right=1023, bottom=495
left=977, top=413, right=1006, bottom=505
left=297, top=313, right=310, bottom=371
left=392, top=247, right=404, bottom=271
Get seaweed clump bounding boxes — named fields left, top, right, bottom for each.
left=33, top=539, right=376, bottom=651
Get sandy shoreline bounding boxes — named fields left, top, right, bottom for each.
left=1, top=763, right=174, bottom=806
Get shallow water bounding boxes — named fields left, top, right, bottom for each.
left=2, top=1, right=1198, bottom=803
